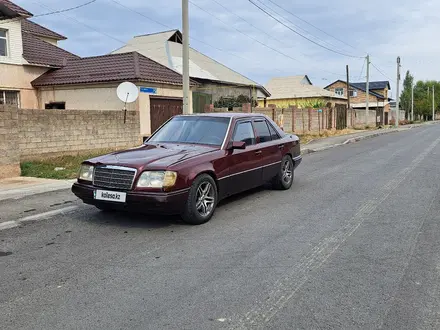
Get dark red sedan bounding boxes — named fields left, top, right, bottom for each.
left=72, top=113, right=301, bottom=224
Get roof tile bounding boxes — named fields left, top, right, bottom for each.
left=0, top=0, right=32, bottom=17
left=22, top=31, right=79, bottom=67
left=22, top=19, right=66, bottom=40
left=32, top=52, right=197, bottom=87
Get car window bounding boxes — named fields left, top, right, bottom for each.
left=149, top=116, right=229, bottom=146
left=233, top=121, right=255, bottom=146
left=267, top=122, right=280, bottom=140
left=254, top=120, right=272, bottom=143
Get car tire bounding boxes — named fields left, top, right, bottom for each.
left=272, top=155, right=294, bottom=190
left=181, top=174, right=218, bottom=225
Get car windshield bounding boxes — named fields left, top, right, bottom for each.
left=148, top=116, right=230, bottom=146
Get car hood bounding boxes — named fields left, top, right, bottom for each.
left=86, top=143, right=217, bottom=170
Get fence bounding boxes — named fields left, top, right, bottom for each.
left=0, top=106, right=141, bottom=179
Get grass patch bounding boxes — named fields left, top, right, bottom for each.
left=20, top=149, right=117, bottom=180
left=296, top=128, right=360, bottom=144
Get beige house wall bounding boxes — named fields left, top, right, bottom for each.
left=0, top=18, right=24, bottom=65
left=37, top=84, right=138, bottom=111
left=37, top=82, right=193, bottom=136
left=0, top=63, right=49, bottom=108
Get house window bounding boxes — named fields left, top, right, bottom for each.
left=0, top=90, right=19, bottom=106
left=45, top=102, right=66, bottom=109
left=335, top=87, right=344, bottom=96
left=0, top=29, right=7, bottom=56
left=349, top=89, right=357, bottom=97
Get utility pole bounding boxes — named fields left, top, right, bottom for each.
left=182, top=0, right=190, bottom=114
left=346, top=65, right=351, bottom=127
left=411, top=83, right=414, bottom=121
left=433, top=85, right=435, bottom=121
left=365, top=54, right=370, bottom=125
left=395, top=56, right=401, bottom=127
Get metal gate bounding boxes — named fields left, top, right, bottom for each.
left=150, top=97, right=183, bottom=133
left=335, top=104, right=347, bottom=130
left=193, top=92, right=212, bottom=113
left=376, top=108, right=383, bottom=127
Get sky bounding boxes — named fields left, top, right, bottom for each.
left=13, top=0, right=440, bottom=93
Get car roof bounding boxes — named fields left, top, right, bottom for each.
left=177, top=112, right=267, bottom=119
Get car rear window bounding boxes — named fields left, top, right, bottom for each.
left=149, top=116, right=230, bottom=146
left=253, top=120, right=271, bottom=143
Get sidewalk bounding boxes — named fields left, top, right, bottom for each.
left=301, top=122, right=437, bottom=154
left=0, top=177, right=75, bottom=201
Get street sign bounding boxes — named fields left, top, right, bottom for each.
left=140, top=87, right=157, bottom=94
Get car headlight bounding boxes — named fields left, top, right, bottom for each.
left=78, top=164, right=94, bottom=181
left=137, top=171, right=177, bottom=188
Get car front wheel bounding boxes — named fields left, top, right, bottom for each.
left=181, top=174, right=218, bottom=225
left=272, top=155, right=294, bottom=190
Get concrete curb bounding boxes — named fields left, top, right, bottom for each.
left=0, top=179, right=76, bottom=201
left=300, top=122, right=437, bottom=155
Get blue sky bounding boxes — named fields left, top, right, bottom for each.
left=15, top=0, right=440, bottom=92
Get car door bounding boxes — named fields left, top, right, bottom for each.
left=221, top=120, right=263, bottom=197
left=253, top=118, right=283, bottom=183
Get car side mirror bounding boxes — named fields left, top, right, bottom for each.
left=227, top=141, right=246, bottom=150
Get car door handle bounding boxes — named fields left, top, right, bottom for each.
left=255, top=150, right=262, bottom=155
left=278, top=144, right=284, bottom=149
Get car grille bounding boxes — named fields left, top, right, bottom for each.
left=93, top=166, right=136, bottom=191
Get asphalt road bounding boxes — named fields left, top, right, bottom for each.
left=1, top=124, right=440, bottom=330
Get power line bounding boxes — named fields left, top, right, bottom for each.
left=109, top=0, right=260, bottom=66
left=32, top=0, right=136, bottom=45
left=251, top=0, right=352, bottom=56
left=208, top=0, right=315, bottom=59
left=265, top=0, right=359, bottom=52
left=371, top=61, right=395, bottom=83
left=189, top=0, right=351, bottom=78
left=33, top=0, right=97, bottom=17
left=248, top=0, right=365, bottom=59
left=31, top=0, right=298, bottom=79
left=5, top=0, right=97, bottom=23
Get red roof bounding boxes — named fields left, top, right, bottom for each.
left=0, top=0, right=32, bottom=18
left=22, top=19, right=66, bottom=40
left=32, top=52, right=198, bottom=87
left=22, top=32, right=79, bottom=67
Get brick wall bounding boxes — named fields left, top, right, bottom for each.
left=326, top=81, right=381, bottom=104
left=0, top=107, right=142, bottom=178
left=0, top=106, right=20, bottom=178
left=19, top=109, right=141, bottom=159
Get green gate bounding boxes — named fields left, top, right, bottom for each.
left=193, top=92, right=212, bottom=113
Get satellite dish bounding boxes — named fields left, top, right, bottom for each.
left=117, top=82, right=139, bottom=124
left=117, top=82, right=139, bottom=103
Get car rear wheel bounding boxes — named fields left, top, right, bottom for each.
left=181, top=174, right=218, bottom=225
left=272, top=155, right=294, bottom=190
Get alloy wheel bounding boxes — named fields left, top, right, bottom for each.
left=196, top=181, right=215, bottom=217
left=282, top=159, right=293, bottom=184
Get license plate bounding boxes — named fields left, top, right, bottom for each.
left=94, top=190, right=127, bottom=203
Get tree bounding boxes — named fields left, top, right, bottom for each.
left=400, top=70, right=413, bottom=118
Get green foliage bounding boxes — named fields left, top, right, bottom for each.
left=20, top=149, right=119, bottom=179
left=214, top=94, right=257, bottom=108
left=401, top=72, right=440, bottom=119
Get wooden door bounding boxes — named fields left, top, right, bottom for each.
left=150, top=97, right=183, bottom=133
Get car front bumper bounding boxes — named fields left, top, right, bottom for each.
left=71, top=183, right=189, bottom=215
left=293, top=155, right=302, bottom=169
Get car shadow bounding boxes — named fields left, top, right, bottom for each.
left=84, top=208, right=182, bottom=229
left=81, top=184, right=272, bottom=229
